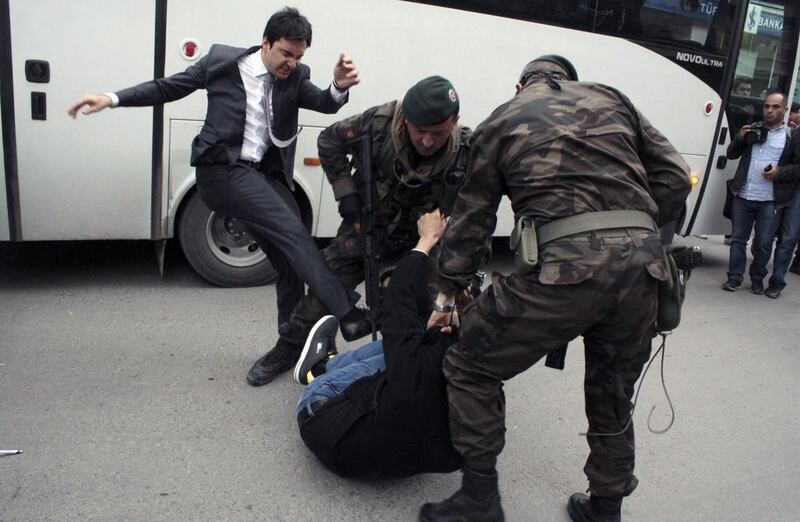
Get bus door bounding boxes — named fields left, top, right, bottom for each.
left=1, top=72, right=7, bottom=241
left=5, top=0, right=157, bottom=240
left=791, top=33, right=800, bottom=110
left=688, top=0, right=800, bottom=235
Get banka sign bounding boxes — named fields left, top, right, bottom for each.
left=745, top=5, right=784, bottom=38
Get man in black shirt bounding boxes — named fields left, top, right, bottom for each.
left=294, top=210, right=463, bottom=478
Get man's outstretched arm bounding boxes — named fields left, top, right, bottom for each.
left=67, top=49, right=210, bottom=118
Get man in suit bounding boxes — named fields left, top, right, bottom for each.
left=68, top=7, right=371, bottom=382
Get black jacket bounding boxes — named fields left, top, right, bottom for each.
left=727, top=127, right=800, bottom=209
left=116, top=44, right=347, bottom=189
left=299, top=250, right=463, bottom=478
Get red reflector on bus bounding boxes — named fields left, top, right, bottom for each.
left=705, top=102, right=713, bottom=115
left=304, top=157, right=321, bottom=166
left=180, top=38, right=201, bottom=61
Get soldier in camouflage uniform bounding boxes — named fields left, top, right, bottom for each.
left=246, top=76, right=472, bottom=386
left=419, top=56, right=691, bottom=522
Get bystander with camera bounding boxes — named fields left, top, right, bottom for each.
left=722, top=91, right=800, bottom=298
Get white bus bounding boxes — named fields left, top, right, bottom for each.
left=1, top=0, right=798, bottom=286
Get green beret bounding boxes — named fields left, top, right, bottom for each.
left=402, top=76, right=460, bottom=125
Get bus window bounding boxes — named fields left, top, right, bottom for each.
left=793, top=59, right=800, bottom=125
left=727, top=0, right=799, bottom=139
left=408, top=1, right=735, bottom=91
left=591, top=1, right=735, bottom=91
left=402, top=1, right=592, bottom=29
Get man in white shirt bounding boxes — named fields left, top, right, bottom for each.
left=722, top=92, right=790, bottom=294
left=68, top=7, right=372, bottom=383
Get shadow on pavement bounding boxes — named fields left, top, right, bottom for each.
left=0, top=240, right=208, bottom=290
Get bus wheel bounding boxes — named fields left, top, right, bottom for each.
left=178, top=191, right=277, bottom=287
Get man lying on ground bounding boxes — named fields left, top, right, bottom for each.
left=293, top=210, right=463, bottom=478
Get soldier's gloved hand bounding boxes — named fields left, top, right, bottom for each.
left=337, top=193, right=363, bottom=224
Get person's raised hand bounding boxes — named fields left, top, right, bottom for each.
left=333, top=53, right=360, bottom=90
left=416, top=209, right=447, bottom=252
left=67, top=94, right=113, bottom=119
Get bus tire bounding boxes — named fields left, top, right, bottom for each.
left=177, top=191, right=277, bottom=287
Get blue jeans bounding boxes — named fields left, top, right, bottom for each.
left=769, top=191, right=800, bottom=288
left=296, top=340, right=385, bottom=415
left=728, top=196, right=781, bottom=283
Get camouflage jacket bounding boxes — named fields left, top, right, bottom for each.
left=317, top=101, right=472, bottom=227
left=438, top=80, right=691, bottom=294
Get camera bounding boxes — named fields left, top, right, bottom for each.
left=668, top=245, right=702, bottom=272
left=744, top=121, right=768, bottom=145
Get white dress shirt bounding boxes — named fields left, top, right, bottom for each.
left=237, top=50, right=347, bottom=162
left=238, top=50, right=274, bottom=162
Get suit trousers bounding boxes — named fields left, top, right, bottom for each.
left=276, top=220, right=424, bottom=348
left=195, top=160, right=354, bottom=325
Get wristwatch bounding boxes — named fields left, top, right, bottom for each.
left=432, top=302, right=455, bottom=313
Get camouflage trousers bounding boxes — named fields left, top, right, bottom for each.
left=276, top=220, right=430, bottom=349
left=443, top=229, right=667, bottom=498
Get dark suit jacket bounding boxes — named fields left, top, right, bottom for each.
left=727, top=127, right=800, bottom=209
left=115, top=44, right=348, bottom=188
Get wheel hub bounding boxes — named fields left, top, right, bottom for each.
left=205, top=212, right=267, bottom=267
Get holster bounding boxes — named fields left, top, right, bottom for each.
left=509, top=216, right=538, bottom=276
left=656, top=248, right=687, bottom=332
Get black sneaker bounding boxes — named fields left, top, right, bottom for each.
left=750, top=279, right=764, bottom=295
left=246, top=343, right=299, bottom=387
left=293, top=315, right=339, bottom=385
left=764, top=285, right=783, bottom=299
left=721, top=279, right=742, bottom=292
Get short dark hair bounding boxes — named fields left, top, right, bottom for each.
left=791, top=102, right=799, bottom=113
left=764, top=90, right=788, bottom=106
left=263, top=7, right=312, bottom=46
left=734, top=76, right=752, bottom=89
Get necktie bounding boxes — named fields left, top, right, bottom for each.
left=262, top=73, right=274, bottom=147
left=262, top=72, right=301, bottom=148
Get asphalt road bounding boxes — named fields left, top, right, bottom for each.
left=1, top=237, right=798, bottom=521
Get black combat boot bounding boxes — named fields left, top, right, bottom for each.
left=567, top=492, right=622, bottom=522
left=419, top=468, right=505, bottom=521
